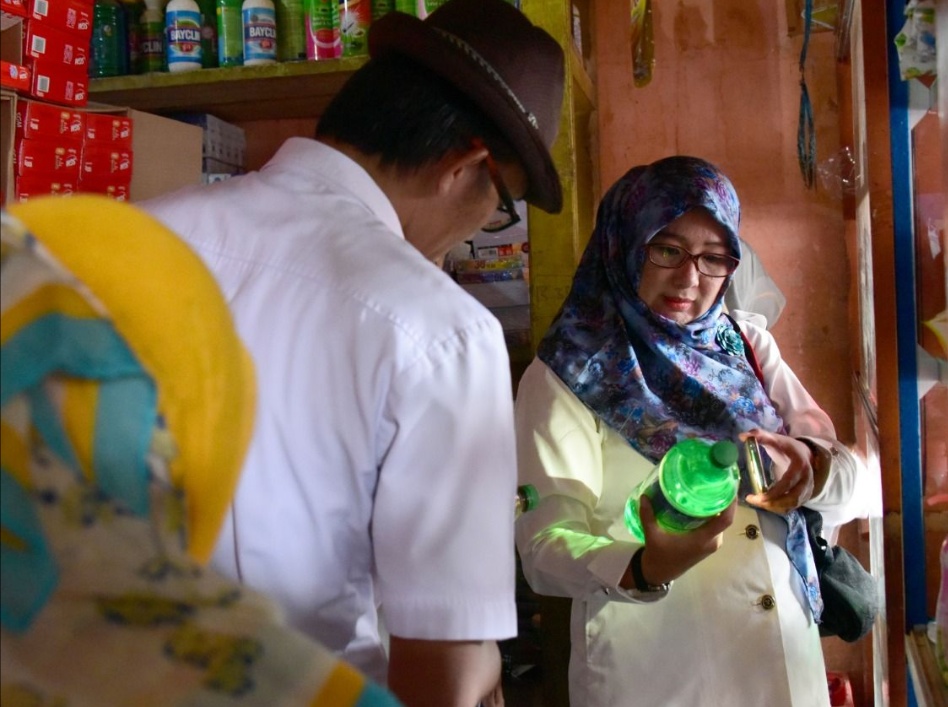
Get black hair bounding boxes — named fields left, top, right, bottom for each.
left=316, top=54, right=516, bottom=173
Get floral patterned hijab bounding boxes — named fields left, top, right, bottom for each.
left=537, top=156, right=785, bottom=462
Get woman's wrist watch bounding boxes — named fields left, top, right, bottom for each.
left=630, top=546, right=670, bottom=593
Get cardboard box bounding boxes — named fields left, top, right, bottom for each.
left=29, top=58, right=87, bottom=106
left=172, top=112, right=247, bottom=171
left=2, top=93, right=203, bottom=205
left=0, top=59, right=30, bottom=92
left=1, top=0, right=28, bottom=18
left=28, top=0, right=93, bottom=38
left=84, top=111, right=133, bottom=147
left=16, top=97, right=84, bottom=143
left=80, top=143, right=133, bottom=179
left=16, top=137, right=81, bottom=177
left=15, top=171, right=76, bottom=199
left=24, top=19, right=89, bottom=69
left=83, top=103, right=203, bottom=202
left=1, top=91, right=14, bottom=206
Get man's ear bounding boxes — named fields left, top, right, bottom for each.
left=436, top=144, right=489, bottom=198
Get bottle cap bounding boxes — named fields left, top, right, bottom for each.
left=710, top=440, right=739, bottom=468
left=518, top=484, right=540, bottom=513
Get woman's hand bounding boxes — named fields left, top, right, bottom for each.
left=741, top=429, right=816, bottom=514
left=634, top=494, right=737, bottom=586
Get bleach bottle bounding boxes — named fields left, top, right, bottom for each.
left=165, top=0, right=203, bottom=71
left=624, top=438, right=739, bottom=543
left=242, top=0, right=277, bottom=65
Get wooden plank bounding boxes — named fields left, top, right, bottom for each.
left=89, top=59, right=366, bottom=122
left=907, top=627, right=948, bottom=707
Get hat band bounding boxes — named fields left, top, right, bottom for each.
left=432, top=28, right=539, bottom=131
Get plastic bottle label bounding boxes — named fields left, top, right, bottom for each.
left=139, top=17, right=165, bottom=72
left=275, top=0, right=305, bottom=61
left=242, top=5, right=277, bottom=63
left=166, top=8, right=203, bottom=67
left=217, top=0, right=243, bottom=66
left=339, top=0, right=369, bottom=57
left=303, top=0, right=340, bottom=60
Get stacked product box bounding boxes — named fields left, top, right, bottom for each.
left=171, top=112, right=246, bottom=182
left=456, top=201, right=531, bottom=352
left=0, top=1, right=92, bottom=108
left=79, top=110, right=133, bottom=199
left=12, top=100, right=133, bottom=201
left=13, top=98, right=84, bottom=199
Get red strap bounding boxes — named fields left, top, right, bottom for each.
left=726, top=314, right=765, bottom=386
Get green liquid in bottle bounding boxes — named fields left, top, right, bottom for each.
left=624, top=439, right=739, bottom=543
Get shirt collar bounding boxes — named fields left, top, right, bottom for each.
left=265, top=138, right=404, bottom=240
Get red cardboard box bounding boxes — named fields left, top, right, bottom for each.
left=23, top=19, right=89, bottom=69
left=28, top=0, right=92, bottom=38
left=15, top=171, right=76, bottom=199
left=1, top=59, right=30, bottom=92
left=30, top=58, right=87, bottom=106
left=76, top=176, right=129, bottom=200
left=16, top=137, right=81, bottom=177
left=1, top=0, right=28, bottom=18
left=16, top=98, right=84, bottom=143
left=84, top=111, right=133, bottom=147
left=80, top=143, right=132, bottom=178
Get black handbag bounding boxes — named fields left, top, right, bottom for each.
left=799, top=506, right=879, bottom=642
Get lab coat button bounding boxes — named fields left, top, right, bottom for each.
left=744, top=524, right=759, bottom=539
left=759, top=594, right=776, bottom=611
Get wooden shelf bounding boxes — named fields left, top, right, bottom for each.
left=907, top=626, right=948, bottom=707
left=89, top=58, right=369, bottom=123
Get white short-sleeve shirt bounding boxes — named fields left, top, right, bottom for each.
left=143, top=138, right=518, bottom=682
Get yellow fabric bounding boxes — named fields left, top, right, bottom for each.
left=312, top=661, right=367, bottom=706
left=7, top=197, right=256, bottom=563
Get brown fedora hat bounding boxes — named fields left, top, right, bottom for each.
left=368, top=0, right=565, bottom=214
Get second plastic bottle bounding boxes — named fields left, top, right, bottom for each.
left=624, top=438, right=739, bottom=543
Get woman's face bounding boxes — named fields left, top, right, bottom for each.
left=636, top=209, right=733, bottom=325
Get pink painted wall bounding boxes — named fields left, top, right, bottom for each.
left=592, top=0, right=854, bottom=441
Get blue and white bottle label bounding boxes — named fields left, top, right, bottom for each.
left=166, top=9, right=203, bottom=66
left=243, top=6, right=277, bottom=63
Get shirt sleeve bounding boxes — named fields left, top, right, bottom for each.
left=739, top=318, right=866, bottom=528
left=513, top=360, right=665, bottom=604
left=372, top=316, right=518, bottom=641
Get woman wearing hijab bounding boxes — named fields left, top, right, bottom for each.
left=0, top=197, right=399, bottom=706
left=514, top=157, right=862, bottom=706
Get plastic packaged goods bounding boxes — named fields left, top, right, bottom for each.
left=339, top=0, right=369, bottom=57
left=624, top=439, right=740, bottom=544
left=275, top=0, right=305, bottom=61
left=91, top=0, right=128, bottom=78
left=165, top=0, right=203, bottom=71
left=242, top=0, right=277, bottom=64
left=139, top=0, right=166, bottom=72
left=303, top=0, right=340, bottom=60
left=216, top=0, right=243, bottom=66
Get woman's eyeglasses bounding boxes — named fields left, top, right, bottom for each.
left=644, top=243, right=740, bottom=278
left=473, top=139, right=522, bottom=234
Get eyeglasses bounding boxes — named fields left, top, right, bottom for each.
left=474, top=139, right=522, bottom=234
left=644, top=243, right=740, bottom=278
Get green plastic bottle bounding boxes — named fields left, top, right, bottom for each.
left=624, top=439, right=739, bottom=543
left=515, top=484, right=539, bottom=518
left=216, top=0, right=243, bottom=66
